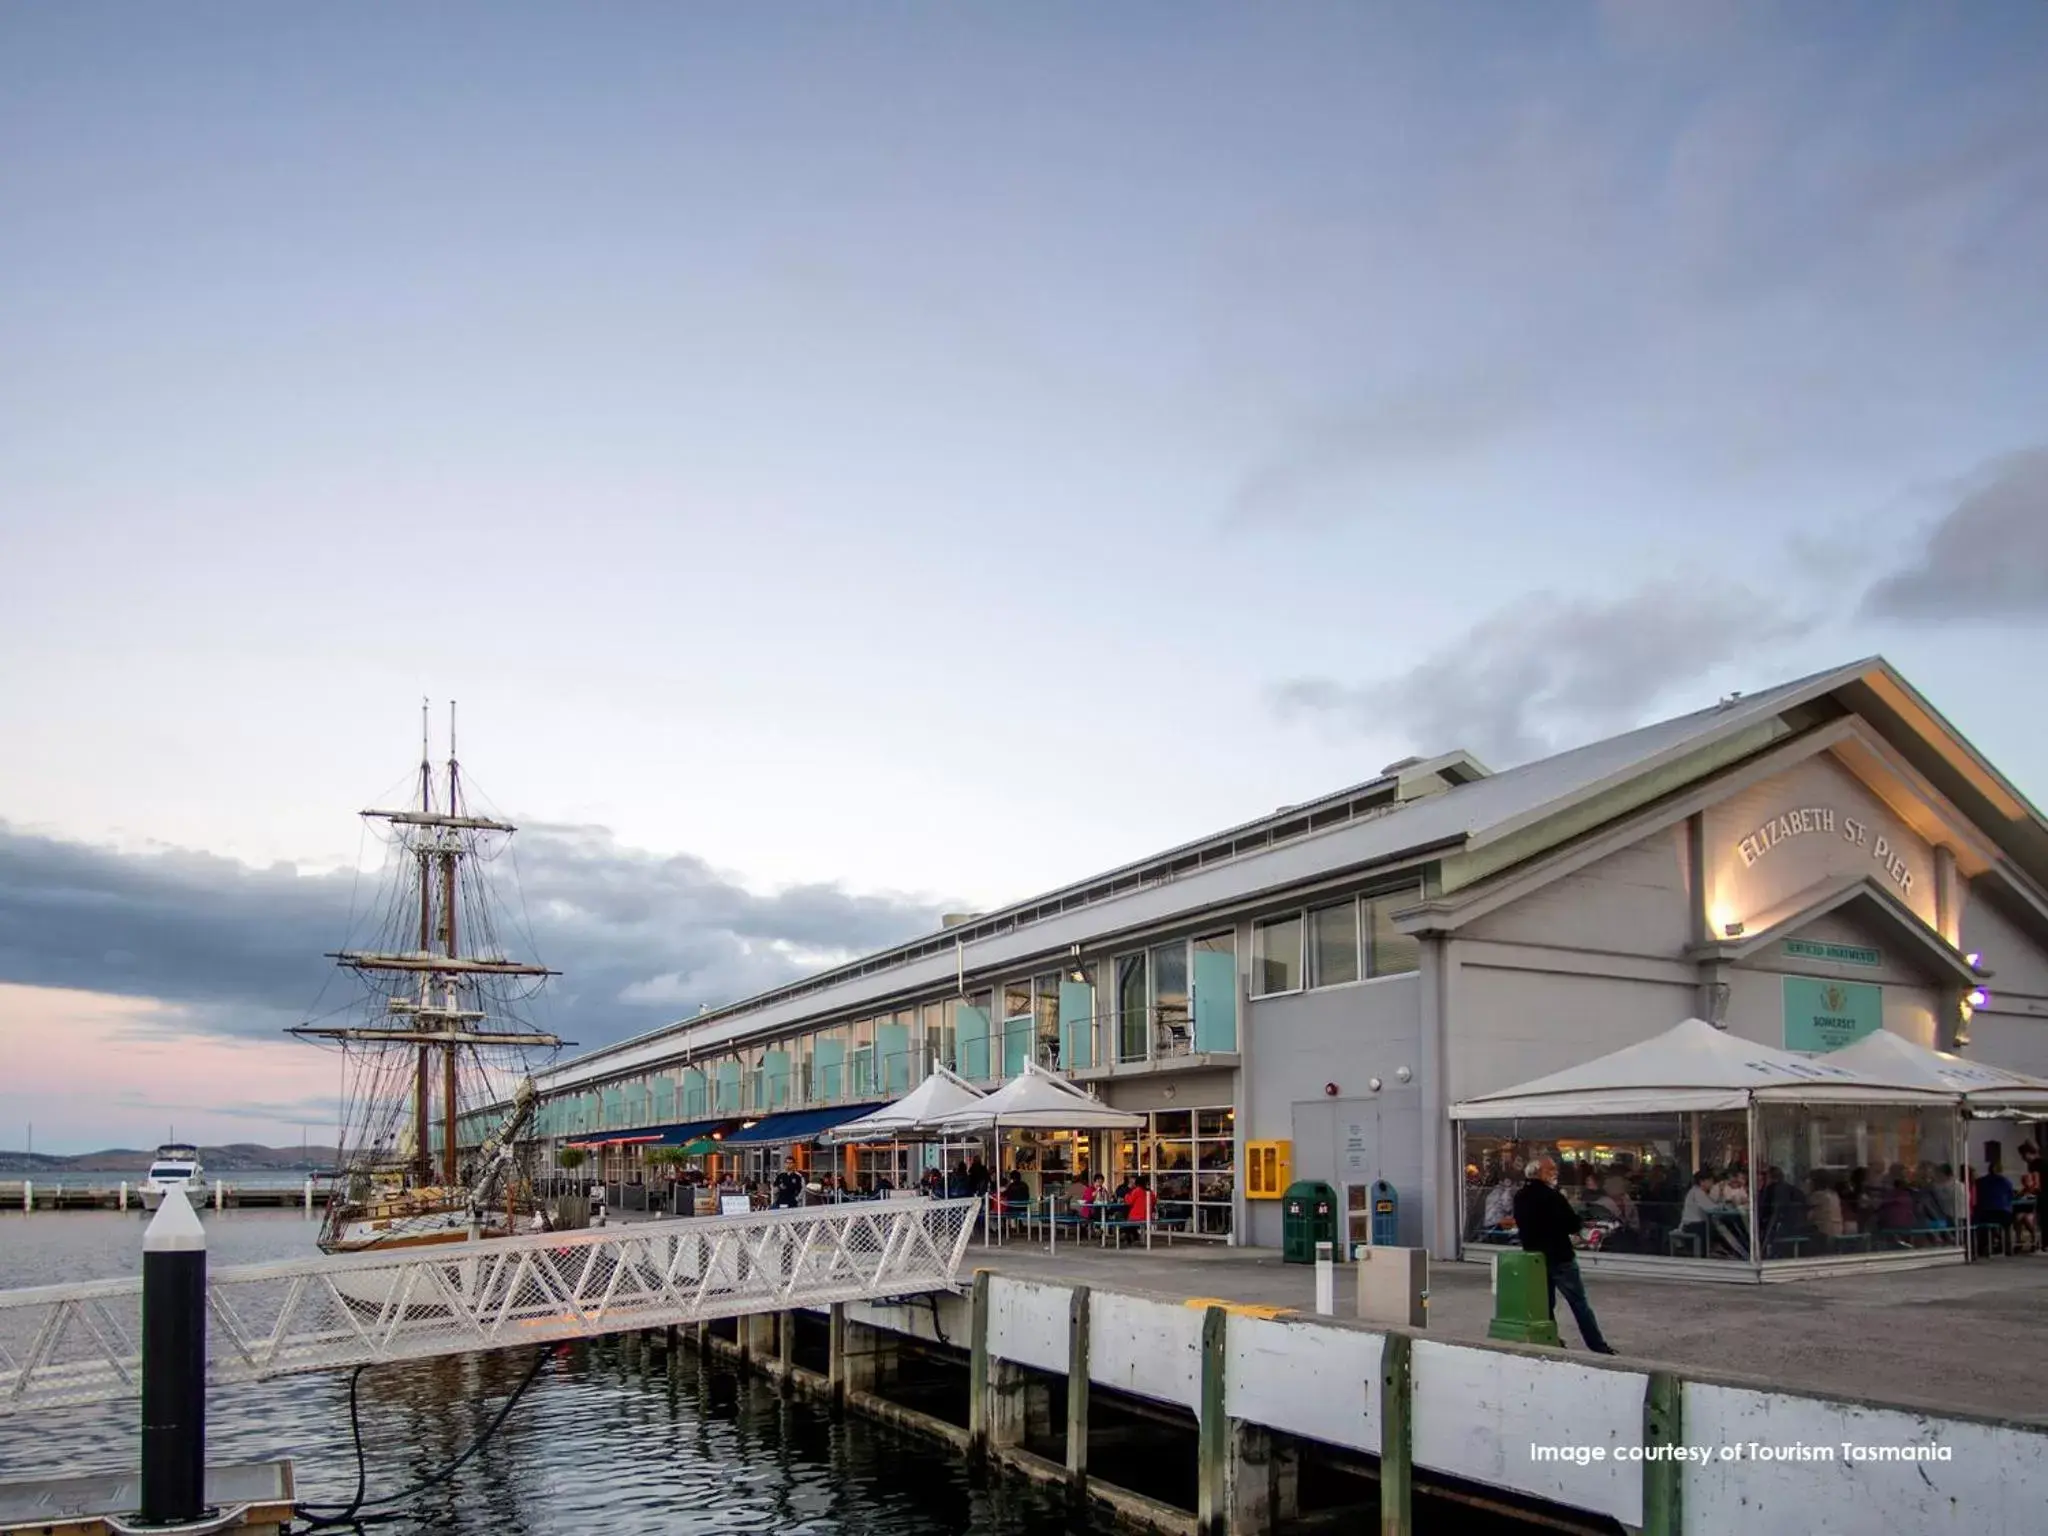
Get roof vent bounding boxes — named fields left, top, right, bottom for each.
left=941, top=912, right=983, bottom=930
left=1379, top=756, right=1424, bottom=775
left=1717, top=691, right=1744, bottom=709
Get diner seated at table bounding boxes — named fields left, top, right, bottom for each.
left=1124, top=1177, right=1154, bottom=1223
left=1806, top=1172, right=1843, bottom=1246
left=1678, top=1168, right=1748, bottom=1257
left=1480, top=1174, right=1519, bottom=1239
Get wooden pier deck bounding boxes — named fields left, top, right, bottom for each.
left=0, top=1180, right=330, bottom=1210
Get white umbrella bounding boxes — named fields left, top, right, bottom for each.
left=936, top=1062, right=1144, bottom=1250
left=821, top=1065, right=988, bottom=1142
left=935, top=1060, right=1145, bottom=1132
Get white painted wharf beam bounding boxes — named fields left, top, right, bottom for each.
left=0, top=1198, right=980, bottom=1414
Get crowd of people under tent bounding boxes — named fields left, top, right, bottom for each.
left=1471, top=1140, right=2043, bottom=1259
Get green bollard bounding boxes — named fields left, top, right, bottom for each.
left=1486, top=1251, right=1561, bottom=1346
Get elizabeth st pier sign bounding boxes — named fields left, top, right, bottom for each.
left=1735, top=805, right=1916, bottom=899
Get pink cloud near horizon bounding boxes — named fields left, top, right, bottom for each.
left=0, top=983, right=343, bottom=1154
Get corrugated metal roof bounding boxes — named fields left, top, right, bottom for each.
left=541, top=656, right=2041, bottom=1094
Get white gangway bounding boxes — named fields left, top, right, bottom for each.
left=0, top=1197, right=981, bottom=1414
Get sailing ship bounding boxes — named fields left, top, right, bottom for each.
left=291, top=704, right=564, bottom=1256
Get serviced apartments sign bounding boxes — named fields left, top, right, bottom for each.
left=1783, top=976, right=1883, bottom=1052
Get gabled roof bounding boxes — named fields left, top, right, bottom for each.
left=1683, top=873, right=1982, bottom=987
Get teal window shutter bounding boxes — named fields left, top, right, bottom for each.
left=1059, top=981, right=1095, bottom=1070
left=1193, top=949, right=1239, bottom=1052
left=954, top=1002, right=991, bottom=1080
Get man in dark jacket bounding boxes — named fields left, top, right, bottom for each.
left=771, top=1158, right=805, bottom=1209
left=1512, top=1158, right=1616, bottom=1355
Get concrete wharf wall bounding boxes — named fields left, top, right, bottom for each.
left=637, top=1267, right=2048, bottom=1536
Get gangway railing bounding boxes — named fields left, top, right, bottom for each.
left=0, top=1197, right=980, bottom=1414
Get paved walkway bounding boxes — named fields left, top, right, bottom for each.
left=974, top=1235, right=2048, bottom=1424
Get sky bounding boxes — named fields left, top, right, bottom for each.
left=3, top=3, right=2046, bottom=1152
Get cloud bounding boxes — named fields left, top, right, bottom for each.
left=1859, top=446, right=2048, bottom=622
left=1225, top=376, right=1533, bottom=526
left=0, top=822, right=950, bottom=1053
left=1270, top=580, right=1813, bottom=766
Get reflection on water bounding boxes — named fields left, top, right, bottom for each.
left=0, top=1212, right=1090, bottom=1534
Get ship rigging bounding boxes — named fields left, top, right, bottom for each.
left=290, top=703, right=568, bottom=1253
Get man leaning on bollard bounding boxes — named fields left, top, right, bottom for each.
left=1512, top=1157, right=1616, bottom=1355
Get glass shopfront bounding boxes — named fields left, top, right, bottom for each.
left=1005, top=1127, right=1094, bottom=1204
left=1111, top=1107, right=1237, bottom=1239
left=1461, top=1105, right=1960, bottom=1264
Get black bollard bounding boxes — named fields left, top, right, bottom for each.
left=140, top=1185, right=207, bottom=1524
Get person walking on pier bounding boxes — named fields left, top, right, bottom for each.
left=1512, top=1158, right=1616, bottom=1356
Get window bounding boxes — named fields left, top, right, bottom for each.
left=850, top=1017, right=877, bottom=1097
left=1310, top=900, right=1360, bottom=987
left=1001, top=981, right=1033, bottom=1077
left=1152, top=942, right=1189, bottom=1050
left=1034, top=973, right=1062, bottom=1066
left=1367, top=888, right=1420, bottom=976
left=1253, top=914, right=1303, bottom=995
left=1116, top=954, right=1149, bottom=1062
left=923, top=1001, right=953, bottom=1074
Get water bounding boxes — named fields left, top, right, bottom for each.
left=0, top=1211, right=1094, bottom=1534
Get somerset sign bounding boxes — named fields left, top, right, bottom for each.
left=1734, top=804, right=1917, bottom=898
left=1783, top=975, right=1884, bottom=1053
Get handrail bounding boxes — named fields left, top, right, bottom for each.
left=0, top=1198, right=981, bottom=1413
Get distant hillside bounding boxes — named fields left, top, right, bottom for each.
left=0, top=1143, right=342, bottom=1173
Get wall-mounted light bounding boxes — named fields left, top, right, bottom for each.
left=1066, top=943, right=1089, bottom=985
left=1968, top=987, right=1990, bottom=1009
left=1368, top=1077, right=1383, bottom=1093
left=1395, top=1066, right=1413, bottom=1084
left=1723, top=920, right=1745, bottom=938
left=1966, top=952, right=1983, bottom=970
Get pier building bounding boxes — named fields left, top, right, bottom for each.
left=496, top=656, right=2048, bottom=1268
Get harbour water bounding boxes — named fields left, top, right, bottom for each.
left=0, top=1210, right=1092, bottom=1534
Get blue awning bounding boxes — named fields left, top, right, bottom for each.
left=649, top=1118, right=741, bottom=1147
left=720, top=1103, right=887, bottom=1146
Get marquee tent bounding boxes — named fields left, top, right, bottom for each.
left=1826, top=1030, right=2048, bottom=1119
left=1449, top=1016, right=1955, bottom=1121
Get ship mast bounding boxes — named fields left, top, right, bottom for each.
left=415, top=700, right=433, bottom=1183
left=291, top=702, right=561, bottom=1191
left=442, top=703, right=460, bottom=1186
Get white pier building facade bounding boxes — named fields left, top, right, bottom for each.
left=497, top=657, right=2048, bottom=1265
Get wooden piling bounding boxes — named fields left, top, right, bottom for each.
left=828, top=1302, right=848, bottom=1413
left=1196, top=1304, right=1227, bottom=1536
left=1379, top=1333, right=1412, bottom=1536
left=968, top=1269, right=992, bottom=1462
left=1643, top=1370, right=1682, bottom=1536
left=1065, top=1284, right=1090, bottom=1500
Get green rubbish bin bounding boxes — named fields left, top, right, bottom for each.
left=1281, top=1180, right=1340, bottom=1264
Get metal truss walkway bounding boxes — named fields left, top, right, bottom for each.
left=0, top=1197, right=980, bottom=1414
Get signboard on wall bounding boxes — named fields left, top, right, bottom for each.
left=1783, top=976, right=1883, bottom=1052
left=1784, top=938, right=1883, bottom=968
left=1339, top=1114, right=1374, bottom=1180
